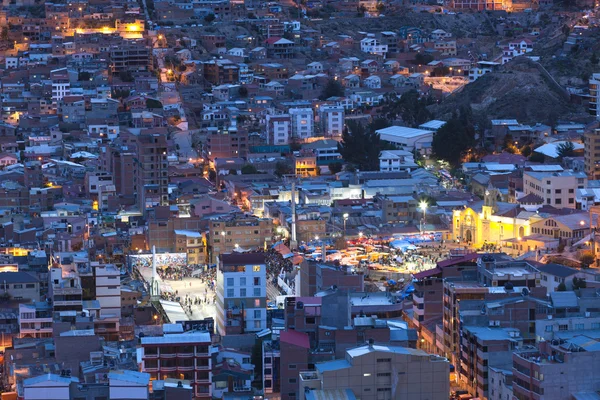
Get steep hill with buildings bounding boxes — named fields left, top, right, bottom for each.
left=431, top=58, right=586, bottom=124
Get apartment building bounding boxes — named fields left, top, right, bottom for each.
left=207, top=214, right=273, bottom=263
left=459, top=326, right=523, bottom=399
left=205, top=126, right=248, bottom=159
left=110, top=42, right=151, bottom=74
left=215, top=253, right=267, bottom=335
left=140, top=331, right=212, bottom=399
left=49, top=267, right=83, bottom=313
left=375, top=194, right=418, bottom=224
left=289, top=108, right=314, bottom=141
left=293, top=149, right=318, bottom=177
left=135, top=133, right=169, bottom=211
left=18, top=302, right=52, bottom=338
left=523, top=170, right=587, bottom=209
left=318, top=105, right=344, bottom=137
left=590, top=73, right=600, bottom=119
left=360, top=37, right=388, bottom=58
left=94, top=263, right=121, bottom=319
left=266, top=114, right=291, bottom=145
left=584, top=128, right=600, bottom=179
left=174, top=230, right=206, bottom=265
left=299, top=344, right=450, bottom=400
left=513, top=336, right=600, bottom=400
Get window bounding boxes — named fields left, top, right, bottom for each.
left=558, top=324, right=568, bottom=331
left=555, top=189, right=562, bottom=194
left=289, top=378, right=297, bottom=383
left=240, top=288, right=246, bottom=297
left=254, top=277, right=260, bottom=286
left=240, top=277, right=246, bottom=286
left=254, top=288, right=261, bottom=297
left=25, top=284, right=35, bottom=288
left=289, top=364, right=297, bottom=369
left=254, top=310, right=261, bottom=319
left=227, top=278, right=234, bottom=287
left=265, top=379, right=272, bottom=388
left=377, top=373, right=391, bottom=377
left=305, top=317, right=316, bottom=324
left=575, top=323, right=584, bottom=330
left=569, top=189, right=574, bottom=193
left=227, top=288, right=234, bottom=297
left=377, top=358, right=391, bottom=363
left=569, top=198, right=574, bottom=204
left=592, top=323, right=600, bottom=329
left=13, top=284, right=22, bottom=289
left=253, top=265, right=261, bottom=272
left=555, top=199, right=561, bottom=205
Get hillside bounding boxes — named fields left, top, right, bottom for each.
left=430, top=59, right=587, bottom=125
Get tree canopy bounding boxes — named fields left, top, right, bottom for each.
left=319, top=78, right=345, bottom=100
left=431, top=107, right=475, bottom=166
left=380, top=90, right=433, bottom=127
left=328, top=161, right=343, bottom=174
left=338, top=120, right=383, bottom=171
left=241, top=164, right=259, bottom=174
left=556, top=141, right=575, bottom=159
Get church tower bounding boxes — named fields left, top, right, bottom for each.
left=482, top=183, right=498, bottom=219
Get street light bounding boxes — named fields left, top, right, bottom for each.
left=419, top=201, right=428, bottom=234
left=359, top=232, right=363, bottom=239
left=343, top=213, right=349, bottom=238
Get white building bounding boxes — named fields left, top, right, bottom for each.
left=376, top=126, right=433, bottom=154
left=469, top=61, right=501, bottom=81
left=23, top=374, right=77, bottom=400
left=95, top=263, right=121, bottom=318
left=523, top=170, right=587, bottom=209
left=360, top=37, right=388, bottom=58
left=108, top=370, right=150, bottom=400
left=216, top=253, right=267, bottom=335
left=379, top=149, right=418, bottom=172
left=318, top=105, right=344, bottom=136
left=266, top=114, right=291, bottom=145
left=289, top=108, right=314, bottom=140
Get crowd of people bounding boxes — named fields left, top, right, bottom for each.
left=265, top=248, right=294, bottom=277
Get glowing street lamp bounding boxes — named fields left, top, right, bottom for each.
left=419, top=201, right=428, bottom=234
left=343, top=213, right=349, bottom=237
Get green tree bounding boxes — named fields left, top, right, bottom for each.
left=557, top=282, right=567, bottom=291
left=380, top=90, right=432, bottom=127
left=275, top=161, right=293, bottom=177
left=204, top=13, right=216, bottom=23
left=521, top=145, right=532, bottom=158
left=431, top=107, right=475, bottom=166
left=241, top=164, right=258, bottom=174
left=591, top=52, right=599, bottom=65
left=338, top=121, right=381, bottom=171
left=146, top=98, right=163, bottom=109
left=329, top=161, right=343, bottom=174
left=319, top=78, right=344, bottom=100
left=556, top=141, right=575, bottom=159
left=529, top=151, right=545, bottom=163
left=414, top=52, right=434, bottom=65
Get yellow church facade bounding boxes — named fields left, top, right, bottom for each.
left=452, top=190, right=531, bottom=246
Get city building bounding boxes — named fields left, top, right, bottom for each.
left=523, top=170, right=587, bottom=209
left=207, top=214, right=273, bottom=263
left=289, top=108, right=315, bottom=141
left=140, top=331, right=212, bottom=398
left=215, top=252, right=267, bottom=335
left=299, top=343, right=450, bottom=400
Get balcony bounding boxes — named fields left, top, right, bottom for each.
left=160, top=352, right=176, bottom=359
left=177, top=352, right=194, bottom=358
left=160, top=366, right=176, bottom=372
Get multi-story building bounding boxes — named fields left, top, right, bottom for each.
left=289, top=108, right=314, bottom=141
left=205, top=125, right=248, bottom=159
left=265, top=37, right=295, bottom=59
left=379, top=150, right=418, bottom=172
left=207, top=214, right=273, bottom=263
left=203, top=59, right=240, bottom=85
left=110, top=42, right=151, bottom=74
left=266, top=114, right=291, bottom=145
left=293, top=149, right=318, bottom=177
left=513, top=336, right=600, bottom=400
left=215, top=253, right=267, bottom=335
left=140, top=331, right=212, bottom=399
left=135, top=133, right=169, bottom=211
left=318, top=105, right=344, bottom=137
left=94, top=263, right=121, bottom=319
left=299, top=343, right=450, bottom=400
left=374, top=194, right=418, bottom=224
left=18, top=302, right=52, bottom=338
left=50, top=68, right=71, bottom=102
left=49, top=266, right=83, bottom=313
left=523, top=170, right=587, bottom=209
left=584, top=128, right=600, bottom=179
left=459, top=326, right=522, bottom=399
left=174, top=230, right=206, bottom=265
left=451, top=0, right=504, bottom=10
left=360, top=37, right=388, bottom=58
left=589, top=73, right=600, bottom=119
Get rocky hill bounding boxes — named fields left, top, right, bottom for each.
left=430, top=58, right=588, bottom=124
